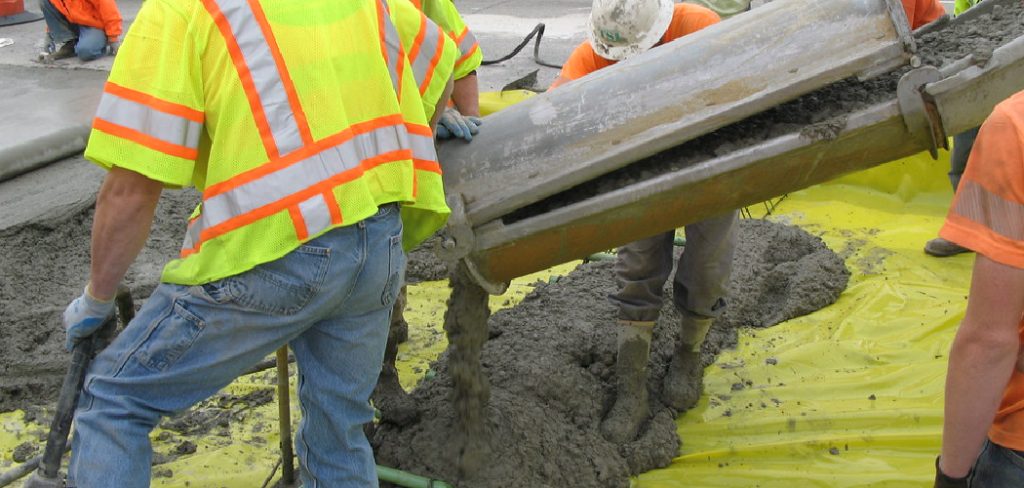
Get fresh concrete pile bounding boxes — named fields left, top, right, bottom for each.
left=373, top=219, right=850, bottom=488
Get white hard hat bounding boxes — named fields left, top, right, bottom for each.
left=588, top=0, right=675, bottom=61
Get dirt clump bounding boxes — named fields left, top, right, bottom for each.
left=373, top=219, right=850, bottom=488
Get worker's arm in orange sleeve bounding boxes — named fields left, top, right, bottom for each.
left=96, top=0, right=123, bottom=40
left=918, top=0, right=947, bottom=27
left=550, top=42, right=601, bottom=90
left=939, top=254, right=1024, bottom=478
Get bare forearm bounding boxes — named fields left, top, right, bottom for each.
left=940, top=329, right=1017, bottom=477
left=431, top=77, right=455, bottom=132
left=451, top=74, right=479, bottom=117
left=89, top=167, right=163, bottom=301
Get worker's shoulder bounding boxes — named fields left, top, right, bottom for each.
left=672, top=2, right=721, bottom=21
left=139, top=0, right=203, bottom=22
left=992, top=90, right=1024, bottom=131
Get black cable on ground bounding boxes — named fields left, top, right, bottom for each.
left=481, top=23, right=563, bottom=69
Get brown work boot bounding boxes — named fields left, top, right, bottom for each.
left=662, top=313, right=713, bottom=411
left=924, top=237, right=971, bottom=257
left=600, top=321, right=653, bottom=444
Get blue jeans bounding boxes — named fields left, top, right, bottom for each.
left=67, top=204, right=406, bottom=488
left=971, top=440, right=1024, bottom=487
left=950, top=127, right=980, bottom=191
left=38, top=0, right=107, bottom=61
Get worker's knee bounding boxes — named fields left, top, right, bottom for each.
left=75, top=28, right=107, bottom=61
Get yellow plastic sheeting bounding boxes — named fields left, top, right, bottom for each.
left=636, top=152, right=971, bottom=487
left=478, top=90, right=536, bottom=116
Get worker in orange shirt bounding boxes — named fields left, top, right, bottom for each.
left=932, top=90, right=1024, bottom=487
left=902, top=0, right=946, bottom=29
left=37, top=0, right=121, bottom=62
left=550, top=0, right=738, bottom=444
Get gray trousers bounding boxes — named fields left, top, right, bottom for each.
left=609, top=211, right=738, bottom=322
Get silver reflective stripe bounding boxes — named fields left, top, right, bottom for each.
left=457, top=28, right=477, bottom=58
left=409, top=131, right=436, bottom=161
left=183, top=219, right=199, bottom=253
left=97, top=92, right=202, bottom=151
left=215, top=0, right=303, bottom=156
left=298, top=194, right=333, bottom=238
left=411, top=20, right=443, bottom=92
left=954, top=179, right=1024, bottom=241
left=192, top=123, right=412, bottom=241
left=381, top=0, right=403, bottom=95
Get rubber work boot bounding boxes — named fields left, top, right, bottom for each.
left=662, top=312, right=714, bottom=411
left=600, top=320, right=654, bottom=444
left=924, top=237, right=971, bottom=257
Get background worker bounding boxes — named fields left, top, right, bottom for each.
left=902, top=0, right=946, bottom=29
left=925, top=0, right=982, bottom=258
left=550, top=0, right=738, bottom=444
left=372, top=0, right=458, bottom=426
left=412, top=0, right=484, bottom=142
left=37, top=0, right=120, bottom=61
left=60, top=0, right=451, bottom=485
left=932, top=89, right=1024, bottom=487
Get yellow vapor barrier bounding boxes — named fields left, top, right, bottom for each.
left=635, top=151, right=971, bottom=487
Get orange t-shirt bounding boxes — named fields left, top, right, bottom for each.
left=902, top=0, right=945, bottom=30
left=550, top=3, right=720, bottom=89
left=940, top=90, right=1024, bottom=450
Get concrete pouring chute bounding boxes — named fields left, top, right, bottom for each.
left=438, top=0, right=1024, bottom=289
left=437, top=0, right=917, bottom=230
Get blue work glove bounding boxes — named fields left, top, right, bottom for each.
left=436, top=107, right=482, bottom=142
left=63, top=286, right=115, bottom=351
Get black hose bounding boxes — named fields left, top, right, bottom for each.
left=481, top=23, right=563, bottom=69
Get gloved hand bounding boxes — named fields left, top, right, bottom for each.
left=63, top=286, right=116, bottom=351
left=105, top=38, right=120, bottom=56
left=436, top=107, right=482, bottom=142
left=934, top=457, right=969, bottom=488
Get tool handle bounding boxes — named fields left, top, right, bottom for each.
left=38, top=287, right=134, bottom=480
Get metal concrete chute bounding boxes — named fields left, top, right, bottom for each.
left=438, top=0, right=917, bottom=233
left=447, top=3, right=1024, bottom=288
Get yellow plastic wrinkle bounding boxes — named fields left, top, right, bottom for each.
left=635, top=152, right=971, bottom=487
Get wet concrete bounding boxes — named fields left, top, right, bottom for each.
left=373, top=219, right=850, bottom=488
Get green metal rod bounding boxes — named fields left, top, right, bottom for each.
left=376, top=465, right=454, bottom=488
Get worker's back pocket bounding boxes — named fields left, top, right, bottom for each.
left=135, top=300, right=206, bottom=372
left=199, top=244, right=331, bottom=316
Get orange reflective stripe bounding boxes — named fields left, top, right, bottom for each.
left=104, top=82, right=204, bottom=123
left=245, top=0, right=314, bottom=147
left=325, top=190, right=343, bottom=225
left=288, top=205, right=309, bottom=240
left=204, top=114, right=407, bottom=198
left=406, top=122, right=432, bottom=137
left=377, top=0, right=405, bottom=98
left=414, top=159, right=441, bottom=173
left=420, top=27, right=445, bottom=96
left=201, top=0, right=280, bottom=159
left=193, top=149, right=412, bottom=248
left=93, top=117, right=199, bottom=160
left=408, top=13, right=427, bottom=66
left=455, top=42, right=479, bottom=66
